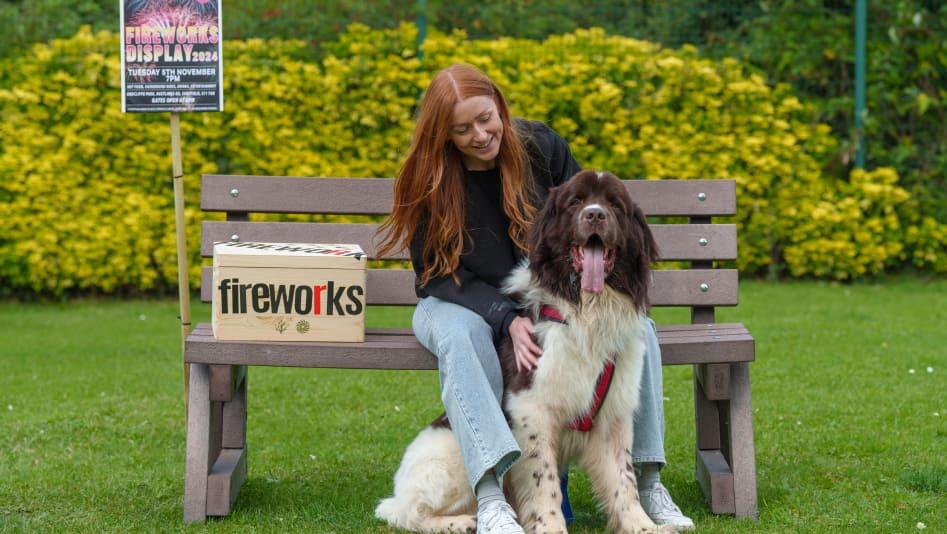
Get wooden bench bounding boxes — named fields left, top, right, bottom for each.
left=183, top=174, right=758, bottom=523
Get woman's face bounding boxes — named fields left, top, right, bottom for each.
left=450, top=95, right=503, bottom=171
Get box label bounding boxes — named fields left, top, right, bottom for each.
left=217, top=278, right=364, bottom=316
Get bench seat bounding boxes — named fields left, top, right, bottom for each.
left=185, top=322, right=754, bottom=369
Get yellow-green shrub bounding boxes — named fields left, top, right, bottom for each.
left=782, top=168, right=908, bottom=278
left=0, top=26, right=422, bottom=294
left=0, top=28, right=200, bottom=293
left=0, top=24, right=942, bottom=295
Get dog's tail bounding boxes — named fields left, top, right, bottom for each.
left=374, top=496, right=403, bottom=526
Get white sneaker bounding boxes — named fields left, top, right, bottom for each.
left=640, top=482, right=696, bottom=531
left=477, top=501, right=525, bottom=534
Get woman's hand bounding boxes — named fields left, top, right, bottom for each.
left=509, top=316, right=543, bottom=373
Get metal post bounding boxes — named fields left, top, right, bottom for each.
left=416, top=0, right=427, bottom=63
left=854, top=0, right=867, bottom=168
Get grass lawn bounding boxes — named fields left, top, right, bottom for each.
left=1, top=277, right=945, bottom=533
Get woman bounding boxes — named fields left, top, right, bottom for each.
left=378, top=63, right=693, bottom=533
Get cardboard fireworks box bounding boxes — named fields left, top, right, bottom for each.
left=212, top=242, right=366, bottom=342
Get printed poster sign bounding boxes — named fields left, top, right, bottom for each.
left=120, top=0, right=223, bottom=113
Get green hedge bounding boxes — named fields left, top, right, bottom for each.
left=0, top=24, right=943, bottom=295
left=5, top=1, right=942, bottom=223
left=709, top=0, right=947, bottom=225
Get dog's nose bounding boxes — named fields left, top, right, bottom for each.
left=582, top=205, right=606, bottom=224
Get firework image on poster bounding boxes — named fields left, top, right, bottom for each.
left=120, top=0, right=223, bottom=113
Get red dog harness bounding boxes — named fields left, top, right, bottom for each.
left=539, top=305, right=616, bottom=432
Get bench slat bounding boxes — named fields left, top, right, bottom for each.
left=202, top=176, right=394, bottom=215
left=658, top=333, right=755, bottom=364
left=202, top=222, right=396, bottom=259
left=191, top=323, right=748, bottom=338
left=199, top=267, right=739, bottom=307
left=185, top=322, right=753, bottom=368
left=655, top=224, right=737, bottom=261
left=186, top=330, right=438, bottom=370
left=200, top=221, right=737, bottom=262
left=657, top=326, right=747, bottom=337
left=201, top=175, right=736, bottom=217
left=656, top=323, right=744, bottom=331
left=628, top=179, right=736, bottom=216
left=192, top=324, right=422, bottom=339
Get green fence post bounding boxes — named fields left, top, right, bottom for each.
left=854, top=0, right=867, bottom=169
left=416, top=0, right=427, bottom=63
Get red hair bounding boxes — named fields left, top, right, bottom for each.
left=378, top=64, right=536, bottom=286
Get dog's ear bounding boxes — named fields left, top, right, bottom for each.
left=528, top=184, right=578, bottom=303
left=617, top=201, right=660, bottom=313
left=528, top=185, right=560, bottom=259
left=631, top=202, right=659, bottom=267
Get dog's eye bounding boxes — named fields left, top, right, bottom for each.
left=568, top=196, right=583, bottom=207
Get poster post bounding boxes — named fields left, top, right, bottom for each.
left=170, top=111, right=191, bottom=391
left=120, top=0, right=224, bottom=407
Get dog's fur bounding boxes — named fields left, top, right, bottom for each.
left=376, top=171, right=673, bottom=533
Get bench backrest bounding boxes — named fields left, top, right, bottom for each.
left=198, top=175, right=737, bottom=322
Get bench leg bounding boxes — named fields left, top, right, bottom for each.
left=208, top=367, right=248, bottom=516
left=185, top=364, right=249, bottom=522
left=693, top=363, right=758, bottom=519
left=693, top=368, right=734, bottom=514
left=727, top=363, right=757, bottom=519
left=184, top=363, right=211, bottom=523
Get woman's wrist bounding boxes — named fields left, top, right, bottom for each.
left=501, top=310, right=520, bottom=339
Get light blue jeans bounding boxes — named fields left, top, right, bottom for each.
left=413, top=296, right=667, bottom=490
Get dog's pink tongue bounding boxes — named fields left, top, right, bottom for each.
left=581, top=245, right=605, bottom=293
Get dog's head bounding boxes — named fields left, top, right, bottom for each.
left=528, top=170, right=658, bottom=311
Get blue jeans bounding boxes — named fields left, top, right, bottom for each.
left=412, top=296, right=668, bottom=490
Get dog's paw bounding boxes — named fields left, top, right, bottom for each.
left=521, top=508, right=568, bottom=534
left=618, top=523, right=679, bottom=534
left=447, top=515, right=476, bottom=533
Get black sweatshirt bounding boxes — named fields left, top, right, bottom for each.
left=409, top=119, right=582, bottom=341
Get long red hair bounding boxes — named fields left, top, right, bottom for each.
left=377, top=64, right=536, bottom=287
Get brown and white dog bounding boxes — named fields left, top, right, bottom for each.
left=376, top=171, right=674, bottom=533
